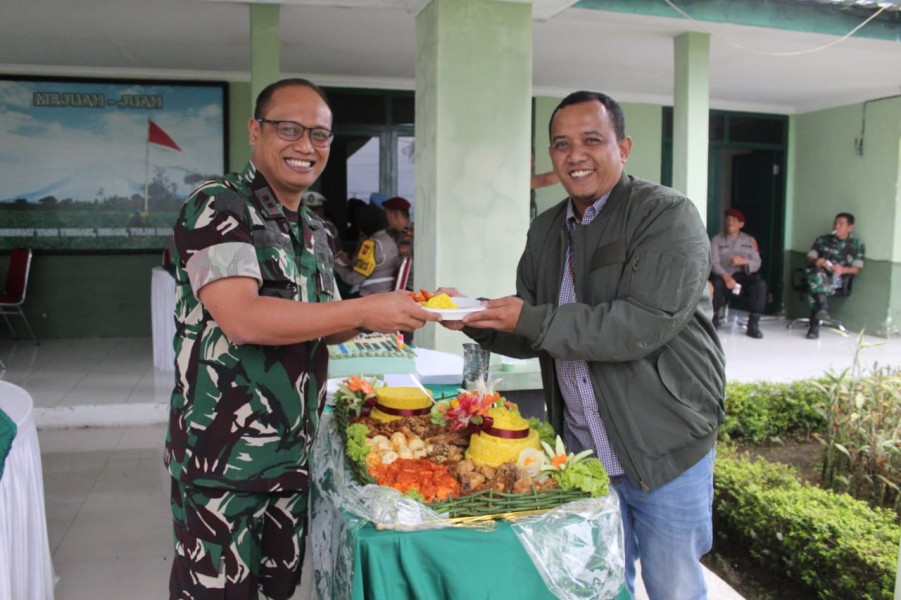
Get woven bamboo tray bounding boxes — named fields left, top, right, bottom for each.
left=333, top=399, right=590, bottom=519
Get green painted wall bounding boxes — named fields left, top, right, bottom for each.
left=621, top=103, right=663, bottom=185
left=532, top=95, right=565, bottom=215
left=249, top=4, right=280, bottom=105
left=0, top=253, right=162, bottom=340
left=414, top=0, right=532, bottom=353
left=672, top=32, right=709, bottom=219
left=229, top=81, right=253, bottom=171
left=789, top=98, right=901, bottom=334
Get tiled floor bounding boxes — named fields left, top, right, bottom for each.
left=38, top=425, right=175, bottom=600
left=35, top=422, right=313, bottom=600
left=4, top=315, right=901, bottom=600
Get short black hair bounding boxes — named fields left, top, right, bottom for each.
left=357, top=203, right=388, bottom=237
left=549, top=91, right=626, bottom=141
left=253, top=78, right=331, bottom=119
left=835, top=212, right=855, bottom=225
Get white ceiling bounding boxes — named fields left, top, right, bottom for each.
left=1, top=0, right=900, bottom=114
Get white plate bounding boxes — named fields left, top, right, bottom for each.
left=422, top=296, right=484, bottom=320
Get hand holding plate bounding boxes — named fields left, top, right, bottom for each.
left=461, top=295, right=523, bottom=333
left=358, top=290, right=440, bottom=333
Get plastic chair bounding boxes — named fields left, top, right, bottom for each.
left=787, top=266, right=853, bottom=334
left=393, top=256, right=412, bottom=291
left=0, top=248, right=38, bottom=344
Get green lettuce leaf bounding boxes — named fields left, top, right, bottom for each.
left=554, top=458, right=610, bottom=497
left=345, top=423, right=371, bottom=466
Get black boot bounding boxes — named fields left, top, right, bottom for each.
left=746, top=313, right=763, bottom=339
left=806, top=312, right=820, bottom=339
left=814, top=293, right=830, bottom=322
left=712, top=306, right=724, bottom=330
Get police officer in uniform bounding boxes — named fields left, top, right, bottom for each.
left=383, top=197, right=413, bottom=260
left=709, top=208, right=767, bottom=338
left=804, top=212, right=865, bottom=339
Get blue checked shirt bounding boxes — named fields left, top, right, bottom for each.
left=554, top=194, right=624, bottom=477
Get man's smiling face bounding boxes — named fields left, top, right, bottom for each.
left=549, top=100, right=632, bottom=212
left=248, top=84, right=332, bottom=207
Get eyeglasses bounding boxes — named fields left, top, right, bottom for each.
left=255, top=118, right=334, bottom=147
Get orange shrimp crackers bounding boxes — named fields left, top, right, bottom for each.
left=370, top=458, right=461, bottom=502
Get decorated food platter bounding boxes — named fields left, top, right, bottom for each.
left=332, top=375, right=611, bottom=519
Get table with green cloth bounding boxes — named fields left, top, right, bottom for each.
left=311, top=408, right=629, bottom=600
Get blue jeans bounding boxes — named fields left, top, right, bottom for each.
left=611, top=448, right=715, bottom=600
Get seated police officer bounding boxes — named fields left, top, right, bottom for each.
left=710, top=208, right=768, bottom=338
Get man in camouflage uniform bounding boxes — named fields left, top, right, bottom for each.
left=804, top=212, right=865, bottom=339
left=165, top=78, right=437, bottom=599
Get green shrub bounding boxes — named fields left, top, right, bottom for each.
left=721, top=379, right=828, bottom=443
left=714, top=451, right=900, bottom=599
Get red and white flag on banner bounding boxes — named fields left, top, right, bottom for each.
left=148, top=120, right=181, bottom=151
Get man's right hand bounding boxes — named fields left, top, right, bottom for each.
left=357, top=290, right=440, bottom=333
left=722, top=274, right=737, bottom=290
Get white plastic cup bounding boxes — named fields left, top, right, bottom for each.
left=732, top=283, right=742, bottom=295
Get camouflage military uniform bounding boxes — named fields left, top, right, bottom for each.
left=165, top=162, right=338, bottom=599
left=805, top=232, right=865, bottom=309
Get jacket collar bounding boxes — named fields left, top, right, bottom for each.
left=559, top=170, right=630, bottom=227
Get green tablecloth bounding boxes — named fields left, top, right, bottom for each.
left=349, top=519, right=630, bottom=600
left=0, top=408, right=16, bottom=480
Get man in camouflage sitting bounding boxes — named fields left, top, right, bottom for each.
left=804, top=212, right=865, bottom=339
left=164, top=78, right=437, bottom=599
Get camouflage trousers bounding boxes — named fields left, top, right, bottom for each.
left=806, top=267, right=839, bottom=309
left=169, top=479, right=308, bottom=600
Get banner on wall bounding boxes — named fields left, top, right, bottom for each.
left=0, top=76, right=228, bottom=252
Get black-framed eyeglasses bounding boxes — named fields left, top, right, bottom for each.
left=255, top=118, right=334, bottom=147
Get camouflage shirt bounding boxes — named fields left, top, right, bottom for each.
left=165, top=162, right=338, bottom=492
left=807, top=232, right=865, bottom=270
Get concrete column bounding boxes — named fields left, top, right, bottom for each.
left=250, top=4, right=280, bottom=106
left=414, top=0, right=532, bottom=353
left=672, top=31, right=710, bottom=222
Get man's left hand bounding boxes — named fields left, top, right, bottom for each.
left=731, top=256, right=749, bottom=267
left=462, top=296, right=523, bottom=332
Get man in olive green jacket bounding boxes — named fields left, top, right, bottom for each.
left=448, top=91, right=725, bottom=600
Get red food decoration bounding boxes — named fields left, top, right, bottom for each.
left=369, top=458, right=461, bottom=502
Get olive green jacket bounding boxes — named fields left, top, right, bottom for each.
left=467, top=172, right=725, bottom=491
